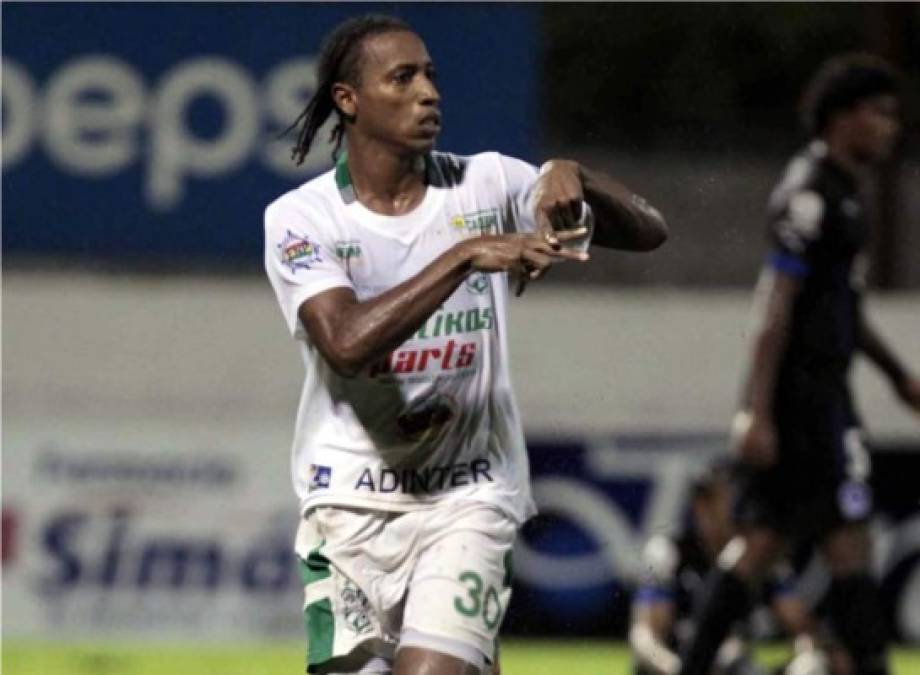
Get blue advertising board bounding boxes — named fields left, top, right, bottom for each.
left=507, top=436, right=920, bottom=642
left=4, top=431, right=918, bottom=641
left=1, top=3, right=538, bottom=263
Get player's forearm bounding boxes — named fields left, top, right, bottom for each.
left=858, top=314, right=908, bottom=389
left=743, top=323, right=789, bottom=415
left=742, top=273, right=798, bottom=415
left=578, top=164, right=668, bottom=251
left=313, top=245, right=473, bottom=377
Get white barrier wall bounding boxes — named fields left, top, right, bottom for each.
left=3, top=272, right=919, bottom=640
left=5, top=272, right=919, bottom=435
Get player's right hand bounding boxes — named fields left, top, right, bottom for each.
left=459, top=231, right=589, bottom=295
left=730, top=410, right=778, bottom=467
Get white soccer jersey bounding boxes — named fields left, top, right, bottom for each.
left=264, top=151, right=539, bottom=524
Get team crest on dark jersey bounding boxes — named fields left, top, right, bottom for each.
left=279, top=230, right=321, bottom=271
left=838, top=480, right=872, bottom=520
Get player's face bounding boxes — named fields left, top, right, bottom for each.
left=350, top=31, right=441, bottom=154
left=846, top=94, right=901, bottom=163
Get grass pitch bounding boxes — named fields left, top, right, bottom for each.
left=3, top=640, right=920, bottom=674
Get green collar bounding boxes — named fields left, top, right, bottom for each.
left=334, top=151, right=438, bottom=205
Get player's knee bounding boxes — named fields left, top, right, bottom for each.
left=394, top=645, right=482, bottom=675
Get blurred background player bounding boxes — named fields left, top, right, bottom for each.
left=678, top=54, right=920, bottom=675
left=631, top=462, right=826, bottom=675
left=264, top=14, right=667, bottom=675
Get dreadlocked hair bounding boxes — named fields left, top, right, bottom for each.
left=286, top=14, right=412, bottom=165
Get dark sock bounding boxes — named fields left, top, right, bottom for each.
left=678, top=568, right=753, bottom=675
left=825, top=573, right=889, bottom=675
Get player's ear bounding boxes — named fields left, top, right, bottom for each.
left=332, top=82, right=357, bottom=121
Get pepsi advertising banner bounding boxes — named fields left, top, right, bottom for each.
left=1, top=3, right=538, bottom=264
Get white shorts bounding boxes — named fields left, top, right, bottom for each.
left=294, top=500, right=516, bottom=673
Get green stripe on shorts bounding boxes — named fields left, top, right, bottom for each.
left=503, top=550, right=514, bottom=588
left=298, top=543, right=331, bottom=586
left=299, top=543, right=334, bottom=671
left=305, top=597, right=335, bottom=668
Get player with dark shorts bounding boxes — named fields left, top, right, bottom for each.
left=678, top=54, right=920, bottom=675
left=631, top=464, right=823, bottom=675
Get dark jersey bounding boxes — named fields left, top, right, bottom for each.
left=765, top=140, right=869, bottom=392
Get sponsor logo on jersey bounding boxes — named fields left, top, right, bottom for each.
left=451, top=208, right=499, bottom=235
left=354, top=458, right=494, bottom=494
left=334, top=239, right=362, bottom=261
left=367, top=338, right=477, bottom=378
left=414, top=307, right=494, bottom=340
left=278, top=230, right=321, bottom=271
left=366, top=309, right=494, bottom=379
left=465, top=272, right=491, bottom=295
left=309, top=464, right=332, bottom=490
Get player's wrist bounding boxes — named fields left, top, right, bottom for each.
left=449, top=239, right=477, bottom=275
left=539, top=158, right=581, bottom=180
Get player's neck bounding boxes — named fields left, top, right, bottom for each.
left=343, top=138, right=427, bottom=216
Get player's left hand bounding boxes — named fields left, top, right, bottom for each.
left=894, top=375, right=920, bottom=415
left=532, top=159, right=585, bottom=238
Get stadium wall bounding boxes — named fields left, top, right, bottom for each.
left=4, top=273, right=919, bottom=641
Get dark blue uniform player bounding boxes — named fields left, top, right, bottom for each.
left=631, top=464, right=823, bottom=675
left=679, top=54, right=920, bottom=675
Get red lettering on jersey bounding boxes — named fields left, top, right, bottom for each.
left=394, top=350, right=418, bottom=374
left=418, top=348, right=442, bottom=370
left=456, top=342, right=476, bottom=368
left=441, top=339, right=456, bottom=370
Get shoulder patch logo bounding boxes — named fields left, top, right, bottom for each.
left=278, top=230, right=322, bottom=271
left=786, top=191, right=824, bottom=240
left=778, top=190, right=824, bottom=252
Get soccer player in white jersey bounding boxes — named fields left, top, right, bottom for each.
left=264, top=14, right=667, bottom=675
